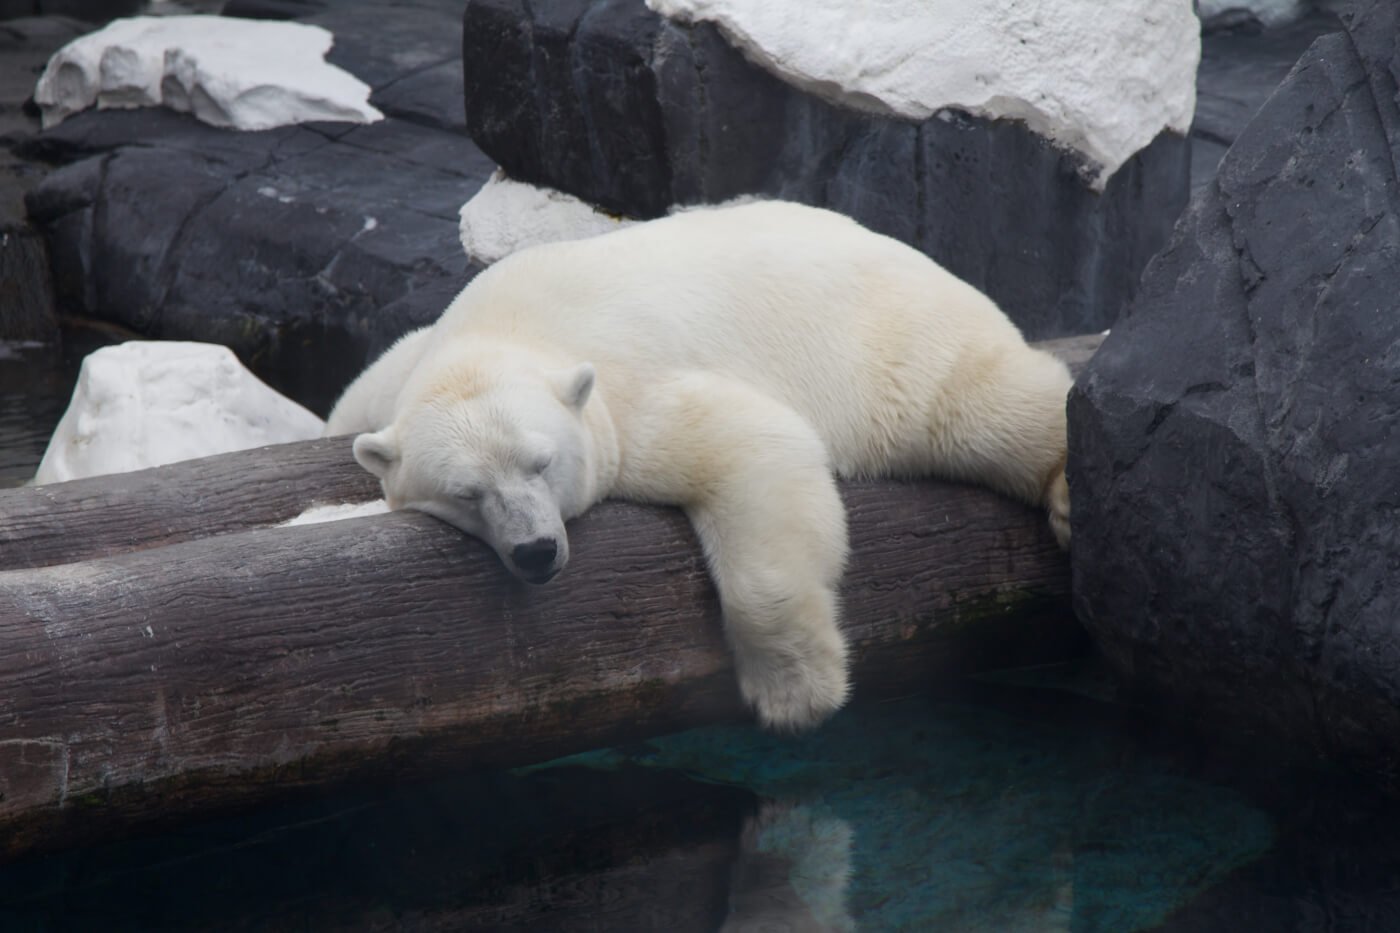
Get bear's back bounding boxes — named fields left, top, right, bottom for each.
left=435, top=201, right=1029, bottom=470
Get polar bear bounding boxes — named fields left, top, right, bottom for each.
left=325, top=200, right=1071, bottom=731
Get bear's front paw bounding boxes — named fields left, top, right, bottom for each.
left=733, top=631, right=849, bottom=732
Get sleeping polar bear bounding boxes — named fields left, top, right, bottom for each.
left=326, top=200, right=1072, bottom=731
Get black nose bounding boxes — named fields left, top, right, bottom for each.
left=511, top=538, right=558, bottom=577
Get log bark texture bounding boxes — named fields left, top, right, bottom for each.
left=0, top=334, right=1101, bottom=857
left=0, top=437, right=381, bottom=570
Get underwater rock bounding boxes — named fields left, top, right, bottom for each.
left=1070, top=0, right=1400, bottom=789
left=460, top=0, right=1194, bottom=338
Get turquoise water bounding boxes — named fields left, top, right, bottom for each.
left=552, top=694, right=1272, bottom=931
left=2, top=671, right=1398, bottom=930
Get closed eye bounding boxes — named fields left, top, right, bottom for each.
left=529, top=453, right=553, bottom=475
left=454, top=487, right=483, bottom=504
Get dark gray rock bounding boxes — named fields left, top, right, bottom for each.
left=0, top=0, right=139, bottom=23
left=1158, top=782, right=1400, bottom=931
left=220, top=0, right=329, bottom=18
left=0, top=16, right=88, bottom=342
left=1192, top=8, right=1346, bottom=192
left=1069, top=0, right=1400, bottom=788
left=22, top=1, right=493, bottom=413
left=461, top=0, right=1191, bottom=339
left=26, top=110, right=491, bottom=413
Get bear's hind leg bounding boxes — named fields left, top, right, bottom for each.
left=927, top=345, right=1073, bottom=548
left=619, top=374, right=851, bottom=731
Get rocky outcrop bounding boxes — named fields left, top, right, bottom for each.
left=0, top=16, right=89, bottom=342
left=1069, top=0, right=1400, bottom=787
left=461, top=0, right=1193, bottom=338
left=22, top=0, right=494, bottom=412
left=1191, top=7, right=1346, bottom=192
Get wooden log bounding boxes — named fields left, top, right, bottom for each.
left=0, top=332, right=1102, bottom=857
left=0, top=333, right=1104, bottom=571
left=0, top=473, right=1079, bottom=858
left=0, top=437, right=381, bottom=571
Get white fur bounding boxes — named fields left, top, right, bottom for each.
left=326, top=201, right=1072, bottom=730
left=324, top=327, right=431, bottom=437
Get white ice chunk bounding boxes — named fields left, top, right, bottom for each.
left=33, top=341, right=324, bottom=485
left=34, top=15, right=382, bottom=131
left=280, top=500, right=390, bottom=526
left=646, top=0, right=1200, bottom=188
left=458, top=169, right=639, bottom=264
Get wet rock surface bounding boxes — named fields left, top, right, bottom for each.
left=460, top=0, right=1192, bottom=340
left=18, top=0, right=493, bottom=412
left=1070, top=0, right=1400, bottom=788
left=0, top=16, right=87, bottom=341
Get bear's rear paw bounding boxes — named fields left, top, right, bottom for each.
left=733, top=631, right=849, bottom=732
left=1045, top=469, right=1071, bottom=549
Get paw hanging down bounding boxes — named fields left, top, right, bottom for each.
left=727, top=584, right=851, bottom=732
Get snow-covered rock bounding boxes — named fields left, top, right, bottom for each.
left=34, top=16, right=382, bottom=131
left=458, top=170, right=637, bottom=264
left=33, top=341, right=324, bottom=485
left=646, top=0, right=1200, bottom=186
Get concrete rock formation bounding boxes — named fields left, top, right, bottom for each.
left=461, top=0, right=1194, bottom=338
left=23, top=0, right=495, bottom=412
left=1070, top=0, right=1400, bottom=787
left=646, top=0, right=1198, bottom=186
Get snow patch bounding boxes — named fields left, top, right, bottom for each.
left=33, top=341, right=324, bottom=485
left=459, top=170, right=638, bottom=264
left=646, top=0, right=1199, bottom=187
left=34, top=16, right=382, bottom=131
left=280, top=500, right=391, bottom=527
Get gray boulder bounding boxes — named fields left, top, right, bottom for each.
left=22, top=0, right=494, bottom=412
left=1069, top=0, right=1400, bottom=787
left=0, top=16, right=90, bottom=342
left=461, top=0, right=1191, bottom=339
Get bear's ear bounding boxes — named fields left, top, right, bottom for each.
left=353, top=428, right=400, bottom=479
left=551, top=362, right=595, bottom=411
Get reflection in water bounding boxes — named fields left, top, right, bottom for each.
left=722, top=803, right=855, bottom=933
left=558, top=689, right=1278, bottom=931
left=1, top=672, right=1399, bottom=928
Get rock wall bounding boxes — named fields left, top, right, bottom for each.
left=1070, top=0, right=1400, bottom=787
left=461, top=0, right=1194, bottom=338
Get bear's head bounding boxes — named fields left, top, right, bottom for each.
left=351, top=362, right=597, bottom=584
